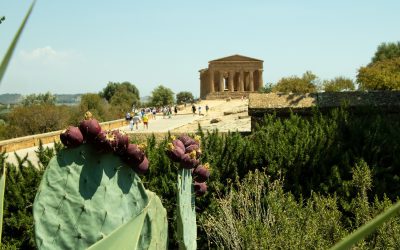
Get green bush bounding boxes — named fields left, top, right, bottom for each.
left=200, top=108, right=400, bottom=201
left=202, top=166, right=400, bottom=249
left=0, top=141, right=57, bottom=249
left=1, top=157, right=42, bottom=249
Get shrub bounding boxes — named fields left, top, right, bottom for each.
left=202, top=165, right=400, bottom=249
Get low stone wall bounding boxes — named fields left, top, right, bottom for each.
left=0, top=119, right=127, bottom=153
left=249, top=91, right=400, bottom=127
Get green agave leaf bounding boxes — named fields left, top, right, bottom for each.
left=330, top=200, right=400, bottom=250
left=0, top=0, right=36, bottom=84
left=0, top=166, right=6, bottom=245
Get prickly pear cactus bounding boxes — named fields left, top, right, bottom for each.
left=33, top=144, right=167, bottom=249
left=177, top=168, right=196, bottom=250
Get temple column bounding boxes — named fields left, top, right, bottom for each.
left=249, top=70, right=254, bottom=91
left=239, top=70, right=244, bottom=91
left=209, top=70, right=214, bottom=93
left=258, top=69, right=263, bottom=90
left=228, top=71, right=234, bottom=92
left=219, top=71, right=224, bottom=92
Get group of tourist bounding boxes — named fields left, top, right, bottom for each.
left=125, top=103, right=210, bottom=131
left=161, top=105, right=179, bottom=119
left=192, top=104, right=209, bottom=116
left=125, top=108, right=154, bottom=130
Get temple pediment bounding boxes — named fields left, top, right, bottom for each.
left=210, top=54, right=263, bottom=62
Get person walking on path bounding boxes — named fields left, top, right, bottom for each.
left=152, top=108, right=157, bottom=120
left=174, top=105, right=178, bottom=116
left=125, top=112, right=131, bottom=125
left=192, top=104, right=196, bottom=116
left=131, top=113, right=141, bottom=130
left=142, top=113, right=149, bottom=129
left=198, top=106, right=202, bottom=116
left=168, top=106, right=172, bottom=119
left=205, top=104, right=209, bottom=115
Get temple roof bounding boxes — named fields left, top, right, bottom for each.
left=209, top=54, right=263, bottom=63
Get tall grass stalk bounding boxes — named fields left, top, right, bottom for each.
left=330, top=201, right=400, bottom=250
left=0, top=166, right=6, bottom=246
left=0, top=0, right=36, bottom=84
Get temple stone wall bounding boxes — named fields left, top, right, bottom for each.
left=199, top=54, right=264, bottom=99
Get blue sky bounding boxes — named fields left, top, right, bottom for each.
left=1, top=1, right=399, bottom=97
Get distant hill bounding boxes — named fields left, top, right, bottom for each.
left=0, top=94, right=23, bottom=104
left=55, top=94, right=82, bottom=104
left=140, top=96, right=151, bottom=103
left=0, top=93, right=82, bottom=105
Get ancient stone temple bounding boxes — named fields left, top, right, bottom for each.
left=199, top=54, right=264, bottom=99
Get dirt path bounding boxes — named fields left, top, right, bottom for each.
left=171, top=99, right=251, bottom=133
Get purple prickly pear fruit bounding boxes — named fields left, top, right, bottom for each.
left=177, top=134, right=190, bottom=145
left=193, top=163, right=210, bottom=183
left=112, top=130, right=129, bottom=155
left=60, top=126, right=84, bottom=148
left=185, top=143, right=202, bottom=158
left=93, top=130, right=107, bottom=151
left=166, top=143, right=185, bottom=162
left=178, top=135, right=197, bottom=147
left=194, top=182, right=207, bottom=196
left=180, top=151, right=200, bottom=169
left=134, top=156, right=149, bottom=175
left=79, top=112, right=101, bottom=142
left=185, top=144, right=199, bottom=154
left=172, top=138, right=185, bottom=151
left=94, top=130, right=116, bottom=152
left=122, top=143, right=145, bottom=167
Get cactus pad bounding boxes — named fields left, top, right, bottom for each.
left=177, top=168, right=197, bottom=250
left=33, top=144, right=167, bottom=249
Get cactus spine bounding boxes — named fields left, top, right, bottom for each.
left=177, top=168, right=197, bottom=250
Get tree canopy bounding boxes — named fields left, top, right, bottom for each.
left=323, top=77, right=355, bottom=92
left=371, top=42, right=400, bottom=64
left=78, top=93, right=109, bottom=121
left=258, top=83, right=273, bottom=93
left=150, top=85, right=174, bottom=107
left=273, top=71, right=318, bottom=93
left=110, top=90, right=137, bottom=114
left=99, top=81, right=140, bottom=102
left=357, top=57, right=400, bottom=90
left=176, top=91, right=194, bottom=105
left=21, top=92, right=56, bottom=106
left=6, top=104, right=69, bottom=136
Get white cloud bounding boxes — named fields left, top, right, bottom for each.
left=19, top=46, right=78, bottom=64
